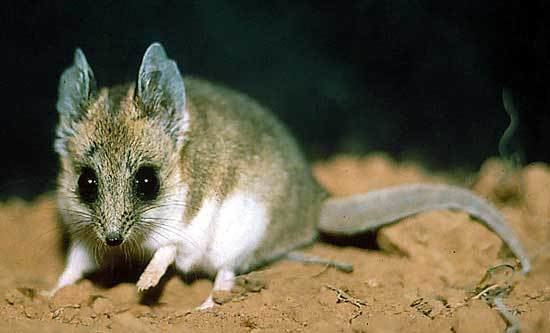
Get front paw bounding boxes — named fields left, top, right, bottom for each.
left=136, top=270, right=163, bottom=292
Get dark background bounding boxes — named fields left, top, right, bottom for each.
left=2, top=0, right=549, bottom=199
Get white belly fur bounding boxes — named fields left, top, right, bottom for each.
left=143, top=190, right=269, bottom=275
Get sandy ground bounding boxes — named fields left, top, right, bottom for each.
left=0, top=154, right=549, bottom=332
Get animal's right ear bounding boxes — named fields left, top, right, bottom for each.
left=55, top=49, right=97, bottom=155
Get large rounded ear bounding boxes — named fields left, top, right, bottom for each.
left=137, top=43, right=188, bottom=146
left=55, top=48, right=97, bottom=155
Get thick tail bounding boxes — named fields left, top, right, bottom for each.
left=318, top=184, right=531, bottom=273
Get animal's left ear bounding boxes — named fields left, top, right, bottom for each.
left=137, top=43, right=188, bottom=146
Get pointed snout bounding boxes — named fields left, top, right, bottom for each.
left=105, top=231, right=123, bottom=246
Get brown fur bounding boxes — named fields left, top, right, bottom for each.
left=57, top=76, right=326, bottom=272
left=181, top=78, right=327, bottom=270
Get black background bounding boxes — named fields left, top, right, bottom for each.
left=2, top=0, right=549, bottom=199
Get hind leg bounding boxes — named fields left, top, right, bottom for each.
left=196, top=268, right=235, bottom=310
left=285, top=251, right=353, bottom=273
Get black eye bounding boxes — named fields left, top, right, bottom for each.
left=134, top=166, right=160, bottom=201
left=77, top=167, right=99, bottom=204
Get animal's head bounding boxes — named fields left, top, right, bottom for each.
left=55, top=43, right=188, bottom=249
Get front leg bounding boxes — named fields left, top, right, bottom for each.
left=46, top=242, right=96, bottom=296
left=137, top=245, right=177, bottom=291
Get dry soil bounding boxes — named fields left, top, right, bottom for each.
left=1, top=154, right=549, bottom=332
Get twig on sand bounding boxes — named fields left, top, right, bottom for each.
left=470, top=264, right=521, bottom=333
left=325, top=284, right=367, bottom=323
left=324, top=284, right=367, bottom=309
